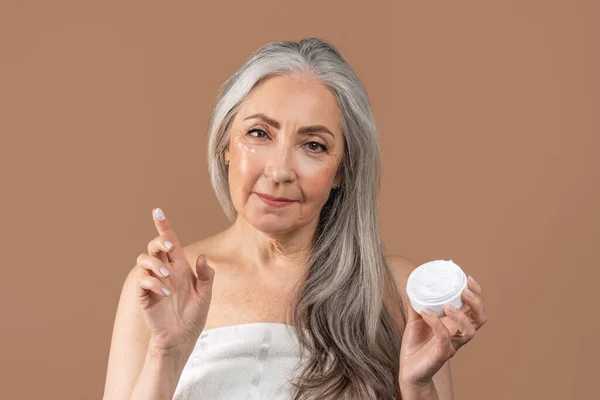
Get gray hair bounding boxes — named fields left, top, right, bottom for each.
left=207, top=37, right=407, bottom=399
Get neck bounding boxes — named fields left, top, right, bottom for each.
left=228, top=215, right=318, bottom=274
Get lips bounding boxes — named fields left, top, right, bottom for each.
left=255, top=193, right=294, bottom=202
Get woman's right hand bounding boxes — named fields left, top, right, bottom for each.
left=135, top=207, right=215, bottom=355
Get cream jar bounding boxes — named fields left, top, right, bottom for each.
left=406, top=259, right=467, bottom=317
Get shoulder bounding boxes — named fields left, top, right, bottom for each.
left=385, top=255, right=417, bottom=276
left=385, top=255, right=418, bottom=296
left=181, top=230, right=231, bottom=272
left=383, top=255, right=418, bottom=335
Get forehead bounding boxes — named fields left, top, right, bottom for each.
left=237, top=75, right=342, bottom=135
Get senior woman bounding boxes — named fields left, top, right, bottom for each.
left=103, top=38, right=487, bottom=399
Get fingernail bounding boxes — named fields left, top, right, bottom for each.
left=447, top=304, right=458, bottom=312
left=468, top=275, right=478, bottom=285
left=465, top=288, right=475, bottom=297
left=161, top=287, right=171, bottom=296
left=164, top=240, right=174, bottom=250
left=159, top=266, right=171, bottom=277
left=153, top=207, right=165, bottom=221
left=421, top=308, right=433, bottom=316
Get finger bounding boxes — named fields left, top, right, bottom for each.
left=465, top=274, right=483, bottom=298
left=138, top=270, right=172, bottom=298
left=148, top=234, right=177, bottom=257
left=421, top=308, right=453, bottom=350
left=459, top=302, right=472, bottom=317
left=147, top=234, right=177, bottom=266
left=195, top=254, right=215, bottom=283
left=444, top=305, right=476, bottom=350
left=440, top=316, right=460, bottom=336
left=461, top=288, right=487, bottom=329
left=137, top=253, right=172, bottom=279
left=152, top=207, right=185, bottom=263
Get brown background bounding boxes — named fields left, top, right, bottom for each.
left=1, top=1, right=598, bottom=399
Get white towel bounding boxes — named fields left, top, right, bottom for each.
left=172, top=322, right=308, bottom=400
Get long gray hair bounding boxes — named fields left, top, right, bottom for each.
left=207, top=38, right=407, bottom=399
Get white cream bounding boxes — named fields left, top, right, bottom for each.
left=408, top=259, right=464, bottom=300
left=406, top=259, right=467, bottom=317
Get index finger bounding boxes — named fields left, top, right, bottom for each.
left=152, top=207, right=185, bottom=263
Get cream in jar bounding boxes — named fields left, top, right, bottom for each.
left=406, top=259, right=467, bottom=317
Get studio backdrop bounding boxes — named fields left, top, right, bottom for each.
left=1, top=1, right=598, bottom=399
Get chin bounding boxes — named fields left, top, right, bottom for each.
left=247, top=215, right=296, bottom=235
left=237, top=203, right=299, bottom=233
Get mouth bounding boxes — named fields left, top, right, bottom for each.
left=256, top=193, right=294, bottom=202
left=255, top=192, right=296, bottom=207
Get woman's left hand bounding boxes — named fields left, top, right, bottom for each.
left=398, top=274, right=487, bottom=386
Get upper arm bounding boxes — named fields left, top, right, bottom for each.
left=103, top=266, right=151, bottom=400
left=385, top=255, right=455, bottom=400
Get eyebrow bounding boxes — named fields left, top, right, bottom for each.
left=243, top=113, right=335, bottom=138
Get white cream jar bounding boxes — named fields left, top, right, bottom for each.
left=406, top=259, right=467, bottom=317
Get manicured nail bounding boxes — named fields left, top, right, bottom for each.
left=164, top=240, right=174, bottom=250
left=421, top=308, right=433, bottom=316
left=161, top=287, right=171, bottom=296
left=153, top=207, right=165, bottom=221
left=447, top=304, right=457, bottom=313
left=468, top=275, right=478, bottom=285
left=159, top=266, right=171, bottom=277
left=465, top=288, right=475, bottom=297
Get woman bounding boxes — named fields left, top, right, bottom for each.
left=103, top=37, right=487, bottom=399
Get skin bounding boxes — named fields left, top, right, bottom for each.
left=104, top=73, right=488, bottom=400
left=222, top=73, right=344, bottom=277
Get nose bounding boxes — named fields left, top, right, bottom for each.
left=264, top=140, right=297, bottom=184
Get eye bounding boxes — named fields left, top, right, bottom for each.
left=247, top=128, right=268, bottom=139
left=247, top=128, right=327, bottom=153
left=305, top=141, right=328, bottom=153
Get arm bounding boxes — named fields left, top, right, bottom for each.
left=398, top=360, right=453, bottom=400
left=102, top=266, right=151, bottom=399
left=103, top=266, right=192, bottom=399
left=432, top=359, right=454, bottom=400
left=385, top=256, right=455, bottom=400
left=128, top=344, right=193, bottom=400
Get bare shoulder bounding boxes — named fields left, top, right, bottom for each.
left=385, top=255, right=418, bottom=284
left=181, top=230, right=230, bottom=272
left=383, top=255, right=417, bottom=338
left=385, top=255, right=418, bottom=304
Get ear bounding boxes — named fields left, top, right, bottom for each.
left=333, top=169, right=342, bottom=188
left=224, top=147, right=230, bottom=161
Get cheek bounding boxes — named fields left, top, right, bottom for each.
left=230, top=141, right=266, bottom=185
left=297, top=161, right=338, bottom=198
left=229, top=137, right=339, bottom=200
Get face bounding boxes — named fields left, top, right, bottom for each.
left=224, top=74, right=345, bottom=235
